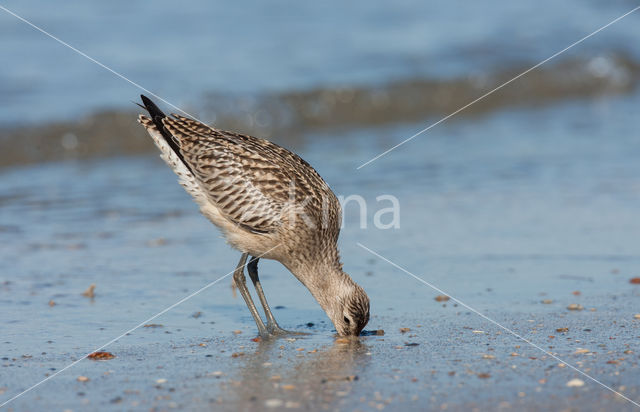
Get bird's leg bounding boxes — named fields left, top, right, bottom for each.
left=247, top=257, right=289, bottom=335
left=233, top=253, right=268, bottom=337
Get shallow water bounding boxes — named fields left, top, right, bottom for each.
left=2, top=86, right=640, bottom=409
left=1, top=0, right=640, bottom=124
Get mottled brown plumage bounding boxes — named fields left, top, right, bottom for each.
left=138, top=95, right=369, bottom=337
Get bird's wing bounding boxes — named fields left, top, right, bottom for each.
left=160, top=114, right=296, bottom=234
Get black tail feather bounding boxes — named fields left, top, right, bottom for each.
left=140, top=95, right=193, bottom=174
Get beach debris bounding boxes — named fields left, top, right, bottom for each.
left=573, top=348, right=590, bottom=355
left=48, top=300, right=56, bottom=307
left=405, top=343, right=419, bottom=347
left=233, top=330, right=243, bottom=335
left=435, top=295, right=450, bottom=302
left=400, top=328, right=411, bottom=333
left=192, top=311, right=202, bottom=318
left=231, top=352, right=245, bottom=358
left=362, top=329, right=385, bottom=336
left=482, top=354, right=495, bottom=359
left=155, top=378, right=167, bottom=384
left=566, top=378, right=585, bottom=387
left=281, top=384, right=296, bottom=390
left=77, top=376, right=89, bottom=382
left=634, top=314, right=640, bottom=320
left=87, top=351, right=115, bottom=360
left=541, top=299, right=553, bottom=304
left=606, top=360, right=620, bottom=365
left=629, top=277, right=640, bottom=284
left=556, top=327, right=569, bottom=333
left=567, top=303, right=583, bottom=311
left=251, top=337, right=262, bottom=342
left=477, top=373, right=491, bottom=379
left=472, top=330, right=485, bottom=334
left=143, top=324, right=163, bottom=328
left=572, top=291, right=581, bottom=296
left=82, top=284, right=95, bottom=298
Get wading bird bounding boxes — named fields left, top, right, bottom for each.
left=138, top=95, right=369, bottom=337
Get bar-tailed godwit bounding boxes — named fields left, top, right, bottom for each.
left=138, top=95, right=369, bottom=337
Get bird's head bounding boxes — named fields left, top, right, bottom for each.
left=329, top=281, right=370, bottom=336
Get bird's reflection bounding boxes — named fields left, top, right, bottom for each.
left=225, top=335, right=371, bottom=409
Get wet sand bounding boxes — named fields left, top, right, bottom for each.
left=2, top=270, right=639, bottom=411
left=2, top=90, right=640, bottom=410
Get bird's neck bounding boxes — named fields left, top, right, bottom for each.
left=285, top=256, right=353, bottom=315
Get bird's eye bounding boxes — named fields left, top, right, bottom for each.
left=343, top=316, right=350, bottom=324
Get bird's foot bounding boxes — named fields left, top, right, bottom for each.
left=257, top=325, right=308, bottom=339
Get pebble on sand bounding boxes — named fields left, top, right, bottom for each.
left=633, top=314, right=640, bottom=320
left=567, top=303, right=583, bottom=311
left=629, top=277, right=640, bottom=284
left=566, top=378, right=585, bottom=387
left=265, top=399, right=283, bottom=408
left=434, top=295, right=450, bottom=302
left=87, top=351, right=115, bottom=360
left=77, top=376, right=89, bottom=382
left=82, top=284, right=96, bottom=298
